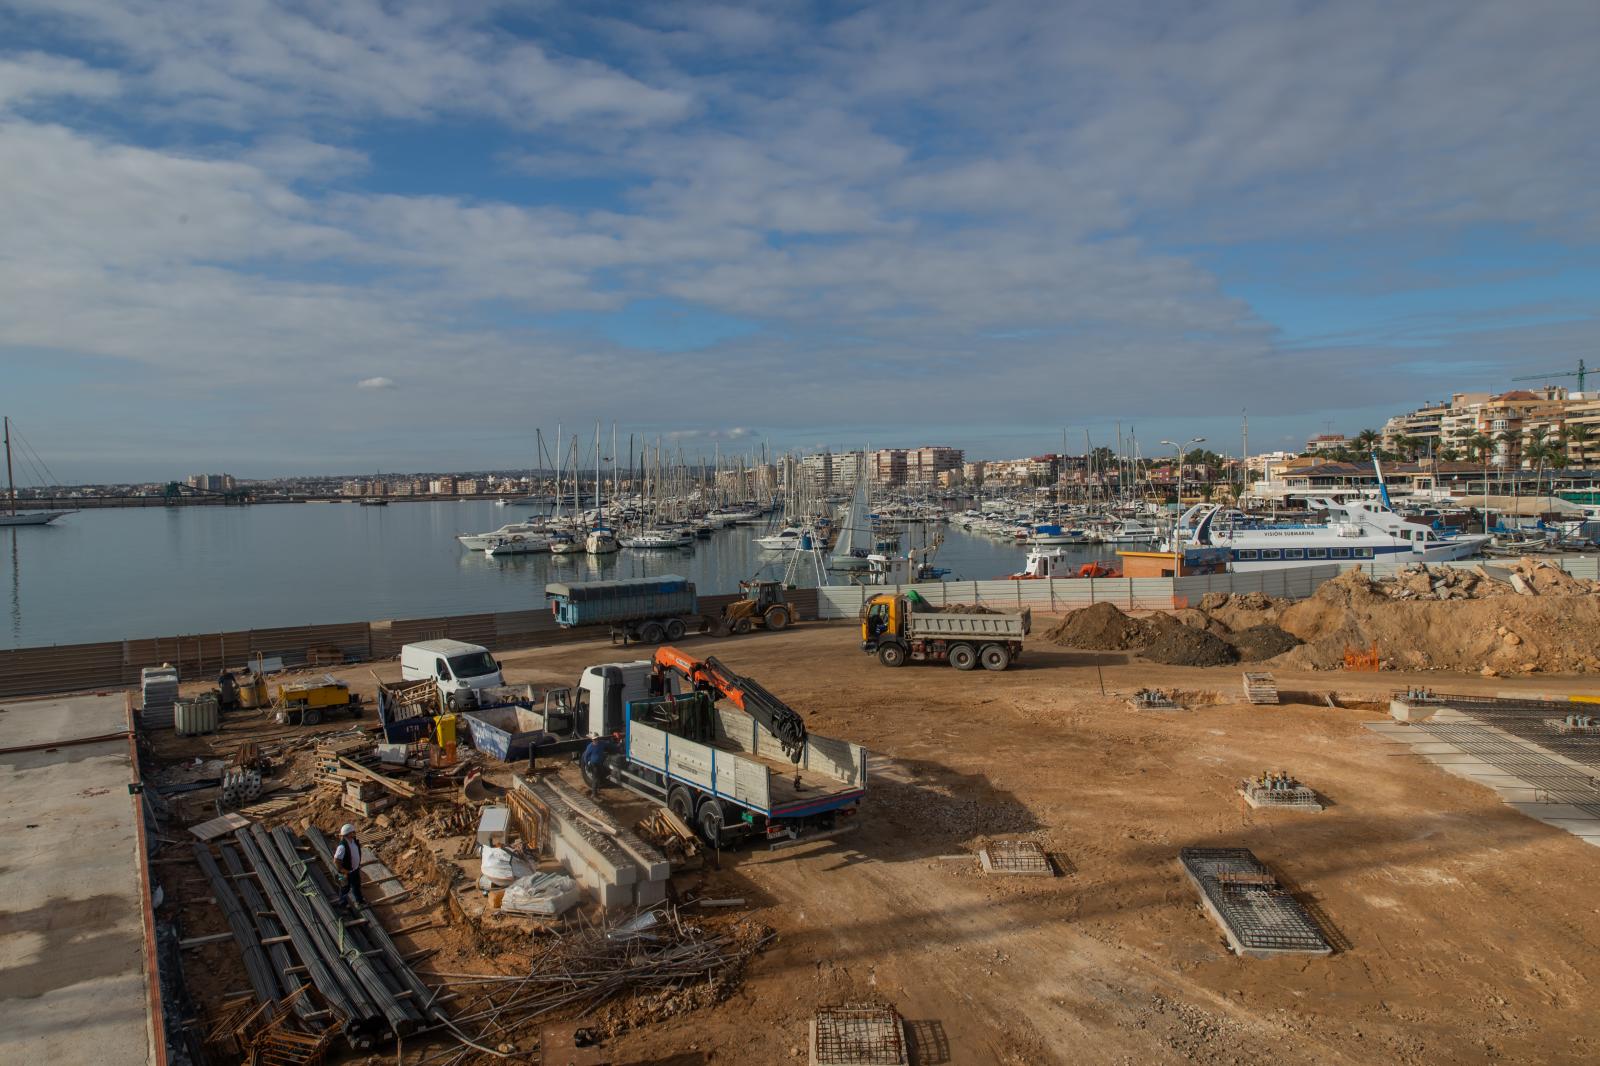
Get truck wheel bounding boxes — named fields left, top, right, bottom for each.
left=980, top=644, right=1011, bottom=671
left=639, top=621, right=665, bottom=644
left=877, top=643, right=907, bottom=668
left=697, top=800, right=725, bottom=849
left=763, top=606, right=790, bottom=630
left=664, top=618, right=687, bottom=641
left=949, top=643, right=977, bottom=671
left=667, top=787, right=695, bottom=824
left=302, top=706, right=323, bottom=726
left=732, top=618, right=752, bottom=635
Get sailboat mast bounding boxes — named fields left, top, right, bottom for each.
left=4, top=416, right=14, bottom=516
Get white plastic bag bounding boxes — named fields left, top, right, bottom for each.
left=500, top=872, right=581, bottom=916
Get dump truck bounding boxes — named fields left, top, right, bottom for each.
left=546, top=575, right=703, bottom=644
left=526, top=653, right=866, bottom=849
left=860, top=591, right=1031, bottom=670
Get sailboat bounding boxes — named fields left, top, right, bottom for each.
left=585, top=422, right=620, bottom=555
left=2, top=417, right=70, bottom=527
left=827, top=455, right=874, bottom=571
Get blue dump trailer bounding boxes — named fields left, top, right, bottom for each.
left=545, top=575, right=703, bottom=645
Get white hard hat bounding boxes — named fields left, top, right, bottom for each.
left=340, top=823, right=356, bottom=836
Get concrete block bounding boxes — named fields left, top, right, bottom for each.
left=1389, top=699, right=1438, bottom=723
left=521, top=778, right=640, bottom=886
left=633, top=878, right=669, bottom=907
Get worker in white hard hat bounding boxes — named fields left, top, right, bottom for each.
left=333, top=823, right=364, bottom=911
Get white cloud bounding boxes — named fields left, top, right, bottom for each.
left=3, top=0, right=1600, bottom=475
left=357, top=376, right=395, bottom=390
left=0, top=52, right=119, bottom=109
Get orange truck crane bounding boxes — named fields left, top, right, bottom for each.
left=651, top=646, right=809, bottom=762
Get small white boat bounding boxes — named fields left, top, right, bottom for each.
left=754, top=527, right=803, bottom=550
left=484, top=533, right=552, bottom=556
left=548, top=531, right=582, bottom=555
left=1025, top=524, right=1101, bottom=546
left=459, top=522, right=546, bottom=551
left=621, top=528, right=694, bottom=549
left=2, top=417, right=70, bottom=526
left=586, top=528, right=620, bottom=555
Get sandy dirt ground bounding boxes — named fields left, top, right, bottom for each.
left=152, top=620, right=1600, bottom=1065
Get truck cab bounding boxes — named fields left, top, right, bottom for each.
left=400, top=639, right=504, bottom=711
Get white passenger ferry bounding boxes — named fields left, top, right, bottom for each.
left=1182, top=496, right=1489, bottom=571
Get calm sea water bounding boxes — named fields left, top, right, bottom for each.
left=1, top=502, right=1113, bottom=648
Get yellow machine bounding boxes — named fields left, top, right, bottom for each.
left=272, top=675, right=362, bottom=726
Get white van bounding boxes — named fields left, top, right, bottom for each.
left=400, top=639, right=504, bottom=710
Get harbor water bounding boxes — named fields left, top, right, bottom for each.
left=1, top=502, right=1116, bottom=648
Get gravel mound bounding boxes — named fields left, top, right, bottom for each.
left=1142, top=624, right=1238, bottom=666
left=1043, top=601, right=1148, bottom=650
left=1227, top=625, right=1300, bottom=662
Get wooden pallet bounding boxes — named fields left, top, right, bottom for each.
left=1242, top=672, right=1279, bottom=705
left=189, top=812, right=253, bottom=841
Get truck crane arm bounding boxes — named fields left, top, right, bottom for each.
left=652, top=646, right=808, bottom=762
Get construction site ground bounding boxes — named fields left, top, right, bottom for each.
left=147, top=621, right=1600, bottom=1065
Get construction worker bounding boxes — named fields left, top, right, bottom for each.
left=581, top=735, right=616, bottom=797
left=333, top=823, right=364, bottom=911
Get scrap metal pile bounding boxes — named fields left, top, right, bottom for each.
left=422, top=906, right=774, bottom=1063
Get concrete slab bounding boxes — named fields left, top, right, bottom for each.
left=0, top=692, right=132, bottom=748
left=0, top=694, right=155, bottom=1066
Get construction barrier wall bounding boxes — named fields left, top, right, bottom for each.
left=0, top=589, right=820, bottom=699
left=5, top=555, right=1594, bottom=697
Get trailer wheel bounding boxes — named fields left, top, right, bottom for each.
left=302, top=706, right=323, bottom=726
left=980, top=644, right=1011, bottom=671
left=697, top=799, right=725, bottom=849
left=732, top=618, right=753, bottom=635
left=877, top=643, right=907, bottom=668
left=763, top=606, right=791, bottom=630
left=639, top=621, right=665, bottom=644
left=949, top=643, right=977, bottom=671
left=664, top=618, right=687, bottom=640
left=667, top=786, right=695, bottom=824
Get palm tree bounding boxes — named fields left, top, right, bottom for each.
left=1355, top=428, right=1380, bottom=453
left=1565, top=423, right=1593, bottom=468
left=1464, top=432, right=1493, bottom=463
left=1440, top=446, right=1460, bottom=462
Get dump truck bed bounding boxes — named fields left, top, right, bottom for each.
left=545, top=575, right=698, bottom=627
left=903, top=606, right=1031, bottom=640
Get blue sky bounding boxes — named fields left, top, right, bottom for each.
left=1, top=1, right=1598, bottom=480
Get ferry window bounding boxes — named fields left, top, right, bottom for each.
left=1309, top=548, right=1328, bottom=559
left=1235, top=550, right=1258, bottom=560
left=1261, top=549, right=1282, bottom=560
left=1284, top=548, right=1305, bottom=559
left=1331, top=548, right=1351, bottom=558
left=1356, top=548, right=1374, bottom=558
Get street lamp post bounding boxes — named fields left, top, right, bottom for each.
left=1160, top=437, right=1206, bottom=577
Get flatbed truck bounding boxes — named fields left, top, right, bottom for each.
left=532, top=657, right=867, bottom=848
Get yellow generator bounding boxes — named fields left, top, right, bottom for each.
left=273, top=675, right=362, bottom=726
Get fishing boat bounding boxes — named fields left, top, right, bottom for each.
left=1, top=417, right=70, bottom=527
left=1005, top=548, right=1119, bottom=580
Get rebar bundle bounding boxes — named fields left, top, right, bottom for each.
left=415, top=906, right=772, bottom=1065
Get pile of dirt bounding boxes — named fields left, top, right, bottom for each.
left=1195, top=589, right=1286, bottom=630
left=1271, top=564, right=1600, bottom=674
left=1141, top=624, right=1238, bottom=667
left=1226, top=625, right=1301, bottom=662
left=1044, top=601, right=1149, bottom=650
